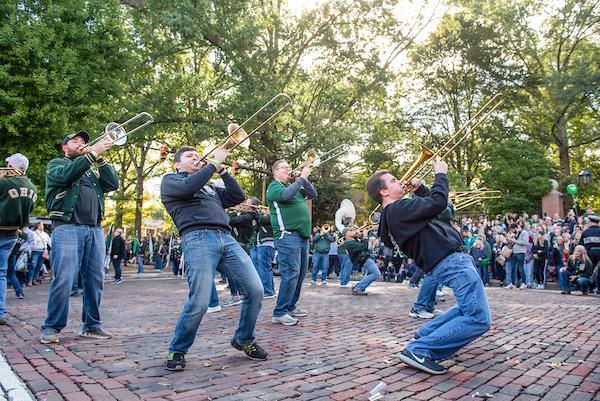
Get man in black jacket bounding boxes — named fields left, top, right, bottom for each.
left=160, top=146, right=266, bottom=371
left=366, top=156, right=491, bottom=375
left=110, top=228, right=126, bottom=284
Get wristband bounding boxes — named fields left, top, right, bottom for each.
left=209, top=159, right=222, bottom=170
left=89, top=150, right=99, bottom=160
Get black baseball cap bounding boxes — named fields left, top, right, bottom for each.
left=62, top=130, right=90, bottom=145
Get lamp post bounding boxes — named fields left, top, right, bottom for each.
left=578, top=169, right=592, bottom=186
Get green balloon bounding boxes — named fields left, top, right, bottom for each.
left=566, top=184, right=577, bottom=195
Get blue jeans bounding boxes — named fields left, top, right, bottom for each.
left=559, top=269, right=572, bottom=291
left=476, top=264, right=489, bottom=284
left=354, top=259, right=380, bottom=291
left=408, top=253, right=492, bottom=361
left=505, top=258, right=516, bottom=285
left=154, top=254, right=163, bottom=270
left=273, top=232, right=308, bottom=317
left=311, top=252, right=329, bottom=282
left=7, top=253, right=23, bottom=296
left=136, top=255, right=144, bottom=273
left=112, top=258, right=122, bottom=280
left=513, top=253, right=526, bottom=285
left=339, top=253, right=352, bottom=285
left=169, top=230, right=263, bottom=354
left=209, top=281, right=220, bottom=308
left=413, top=274, right=438, bottom=313
left=254, top=246, right=275, bottom=296
left=42, top=225, right=105, bottom=333
left=524, top=259, right=534, bottom=286
left=0, top=234, right=18, bottom=318
left=576, top=277, right=593, bottom=292
left=27, top=250, right=44, bottom=283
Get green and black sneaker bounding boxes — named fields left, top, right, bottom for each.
left=165, top=352, right=186, bottom=371
left=230, top=338, right=268, bottom=361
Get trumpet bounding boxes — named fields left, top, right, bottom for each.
left=0, top=167, right=24, bottom=178
left=321, top=223, right=331, bottom=233
left=289, top=144, right=347, bottom=177
left=400, top=93, right=504, bottom=183
left=198, top=93, right=292, bottom=165
left=80, top=112, right=154, bottom=153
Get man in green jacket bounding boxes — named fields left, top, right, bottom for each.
left=267, top=159, right=316, bottom=326
left=310, top=227, right=333, bottom=285
left=0, top=153, right=37, bottom=324
left=40, top=131, right=118, bottom=344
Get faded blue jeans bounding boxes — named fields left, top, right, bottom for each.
left=512, top=253, right=526, bottom=286
left=408, top=253, right=492, bottom=361
left=339, top=253, right=353, bottom=285
left=169, top=229, right=263, bottom=354
left=273, top=232, right=309, bottom=318
left=0, top=233, right=18, bottom=319
left=253, top=245, right=275, bottom=296
left=413, top=274, right=439, bottom=313
left=136, top=255, right=144, bottom=273
left=311, top=252, right=329, bottom=283
left=42, top=225, right=106, bottom=333
left=354, top=259, right=381, bottom=291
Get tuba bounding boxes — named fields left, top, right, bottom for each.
left=335, top=199, right=356, bottom=232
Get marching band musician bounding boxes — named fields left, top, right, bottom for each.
left=342, top=227, right=381, bottom=295
left=0, top=154, right=37, bottom=325
left=267, top=159, right=316, bottom=326
left=247, top=197, right=277, bottom=299
left=366, top=156, right=491, bottom=375
left=41, top=132, right=118, bottom=344
left=310, top=225, right=333, bottom=285
left=160, top=147, right=266, bottom=371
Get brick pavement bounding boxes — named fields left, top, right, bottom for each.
left=0, top=275, right=599, bottom=401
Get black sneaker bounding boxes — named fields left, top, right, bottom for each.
left=399, top=348, right=446, bottom=375
left=231, top=338, right=268, bottom=361
left=412, top=332, right=421, bottom=340
left=165, top=352, right=186, bottom=371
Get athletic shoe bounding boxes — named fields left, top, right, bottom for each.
left=17, top=293, right=24, bottom=299
left=79, top=328, right=112, bottom=340
left=40, top=332, right=59, bottom=344
left=435, top=290, right=444, bottom=297
left=519, top=283, right=527, bottom=290
left=263, top=293, right=276, bottom=299
left=289, top=307, right=307, bottom=317
left=206, top=305, right=222, bottom=313
left=411, top=332, right=421, bottom=341
left=222, top=296, right=242, bottom=307
left=407, top=283, right=418, bottom=289
left=408, top=309, right=434, bottom=319
left=310, top=280, right=317, bottom=286
left=339, top=283, right=353, bottom=288
left=504, top=284, right=514, bottom=289
left=165, top=352, right=186, bottom=371
left=231, top=338, right=268, bottom=361
left=115, top=278, right=123, bottom=284
left=271, top=314, right=299, bottom=326
left=321, top=281, right=327, bottom=286
left=399, top=349, right=446, bottom=375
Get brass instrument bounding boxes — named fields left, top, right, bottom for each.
left=353, top=206, right=381, bottom=234
left=401, top=93, right=504, bottom=182
left=0, top=167, right=24, bottom=178
left=231, top=204, right=270, bottom=213
left=321, top=223, right=331, bottom=233
left=289, top=144, right=347, bottom=177
left=198, top=93, right=292, bottom=165
left=80, top=112, right=154, bottom=152
left=451, top=188, right=502, bottom=211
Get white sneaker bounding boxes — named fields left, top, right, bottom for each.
left=408, top=310, right=435, bottom=319
left=537, top=284, right=544, bottom=289
left=519, top=283, right=527, bottom=290
left=222, top=296, right=242, bottom=307
left=339, top=283, right=353, bottom=288
left=289, top=307, right=307, bottom=317
left=310, top=280, right=317, bottom=286
left=435, top=290, right=444, bottom=297
left=505, top=284, right=514, bottom=289
left=206, top=305, right=222, bottom=313
left=321, top=281, right=327, bottom=286
left=271, top=314, right=299, bottom=326
left=263, top=293, right=276, bottom=299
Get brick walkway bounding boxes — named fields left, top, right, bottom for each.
left=0, top=274, right=599, bottom=401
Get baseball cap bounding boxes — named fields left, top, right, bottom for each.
left=589, top=215, right=599, bottom=223
left=5, top=153, right=29, bottom=172
left=62, top=130, right=90, bottom=145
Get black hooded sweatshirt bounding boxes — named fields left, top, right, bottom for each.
left=379, top=173, right=464, bottom=273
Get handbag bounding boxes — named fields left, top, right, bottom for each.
left=42, top=247, right=49, bottom=260
left=15, top=252, right=28, bottom=272
left=500, top=245, right=512, bottom=259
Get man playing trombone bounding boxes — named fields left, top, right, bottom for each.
left=366, top=156, right=491, bottom=375
left=41, top=131, right=118, bottom=343
left=160, top=147, right=266, bottom=371
left=267, top=160, right=316, bottom=326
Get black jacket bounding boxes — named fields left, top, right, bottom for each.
left=111, top=235, right=126, bottom=259
left=160, top=165, right=246, bottom=236
left=379, top=174, right=463, bottom=273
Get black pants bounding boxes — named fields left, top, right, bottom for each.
left=328, top=255, right=340, bottom=277
left=112, top=258, right=122, bottom=281
left=410, top=267, right=424, bottom=285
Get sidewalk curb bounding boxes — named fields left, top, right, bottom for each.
left=0, top=353, right=35, bottom=401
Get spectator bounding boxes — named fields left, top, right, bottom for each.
left=567, top=245, right=594, bottom=295
left=532, top=231, right=547, bottom=289
left=110, top=228, right=125, bottom=284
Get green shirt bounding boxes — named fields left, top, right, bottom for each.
left=0, top=176, right=37, bottom=231
left=267, top=180, right=311, bottom=239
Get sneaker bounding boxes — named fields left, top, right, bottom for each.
left=79, top=328, right=112, bottom=340
left=222, top=296, right=243, bottom=307
left=310, top=280, right=317, bottom=286
left=115, top=278, right=123, bottom=284
left=435, top=290, right=444, bottom=297
left=289, top=307, right=307, bottom=317
left=321, top=281, right=327, bottom=286
left=17, top=293, right=24, bottom=299
left=263, top=293, right=276, bottom=299
left=352, top=287, right=368, bottom=296
left=271, top=314, right=299, bottom=326
left=40, top=332, right=59, bottom=344
left=165, top=352, right=186, bottom=371
left=231, top=338, right=268, bottom=361
left=206, top=305, right=222, bottom=313
left=411, top=332, right=421, bottom=341
left=408, top=309, right=434, bottom=319
left=399, top=349, right=446, bottom=375
left=504, top=284, right=513, bottom=289
left=339, top=283, right=352, bottom=288
left=519, top=283, right=527, bottom=290
left=407, top=283, right=418, bottom=289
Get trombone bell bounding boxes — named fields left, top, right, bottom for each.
left=400, top=144, right=434, bottom=183
left=105, top=122, right=128, bottom=146
left=225, top=123, right=250, bottom=149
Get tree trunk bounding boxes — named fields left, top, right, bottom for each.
left=556, top=116, right=571, bottom=177
left=114, top=190, right=125, bottom=229
left=134, top=150, right=147, bottom=237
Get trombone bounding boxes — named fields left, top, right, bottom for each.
left=80, top=112, right=154, bottom=152
left=289, top=144, right=347, bottom=177
left=451, top=189, right=502, bottom=211
left=353, top=206, right=381, bottom=234
left=198, top=93, right=292, bottom=164
left=230, top=204, right=270, bottom=213
left=0, top=167, right=24, bottom=178
left=400, top=93, right=504, bottom=183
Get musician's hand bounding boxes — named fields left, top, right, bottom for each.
left=362, top=229, right=369, bottom=238
left=433, top=156, right=448, bottom=175
left=113, top=255, right=118, bottom=260
left=90, top=137, right=114, bottom=156
left=213, top=148, right=230, bottom=163
left=300, top=164, right=313, bottom=179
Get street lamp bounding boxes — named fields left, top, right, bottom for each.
left=578, top=169, right=592, bottom=186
